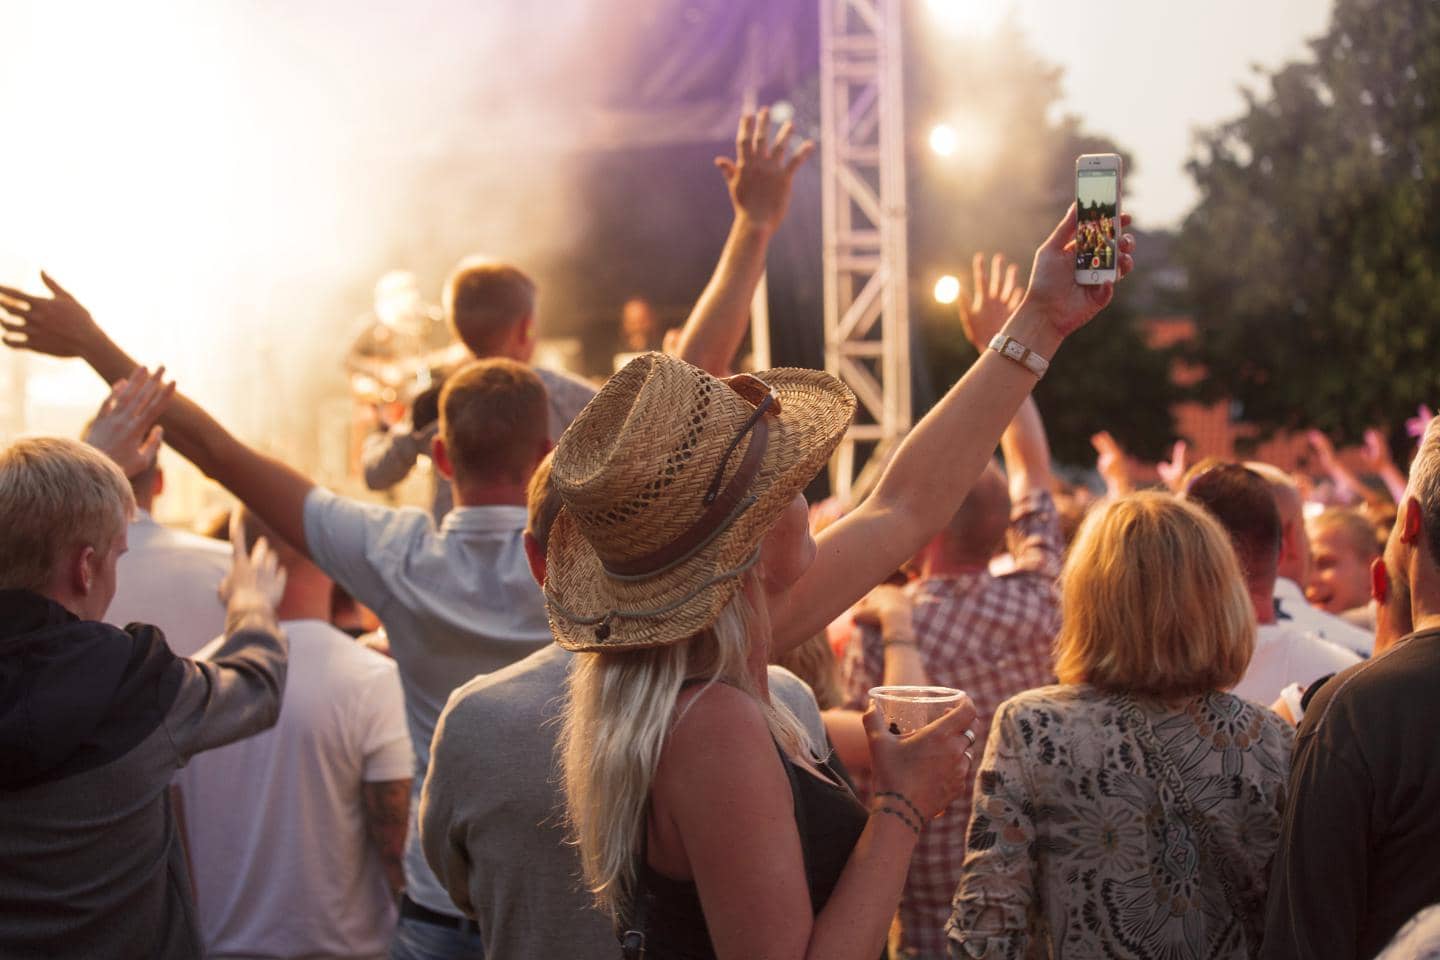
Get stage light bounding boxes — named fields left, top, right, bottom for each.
left=933, top=275, right=961, bottom=305
left=929, top=124, right=959, bottom=157
left=770, top=101, right=795, bottom=125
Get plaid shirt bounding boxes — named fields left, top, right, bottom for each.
left=842, top=489, right=1062, bottom=959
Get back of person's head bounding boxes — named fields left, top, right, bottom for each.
left=1406, top=417, right=1440, bottom=565
left=1055, top=491, right=1254, bottom=697
left=1182, top=460, right=1282, bottom=583
left=0, top=437, right=134, bottom=592
left=440, top=358, right=549, bottom=488
left=443, top=258, right=537, bottom=358
left=525, top=450, right=562, bottom=550
left=933, top=462, right=1011, bottom=566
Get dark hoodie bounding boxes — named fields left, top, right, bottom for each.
left=0, top=589, right=286, bottom=959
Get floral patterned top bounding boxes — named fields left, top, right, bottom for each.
left=946, top=685, right=1293, bottom=960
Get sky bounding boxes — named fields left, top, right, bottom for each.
left=1007, top=0, right=1335, bottom=229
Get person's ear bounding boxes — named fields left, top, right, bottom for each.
left=1371, top=556, right=1390, bottom=605
left=432, top=435, right=455, bottom=481
left=70, top=544, right=98, bottom=597
left=1400, top=497, right=1424, bottom=545
left=523, top=531, right=547, bottom=587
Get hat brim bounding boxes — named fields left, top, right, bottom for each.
left=545, top=367, right=855, bottom=652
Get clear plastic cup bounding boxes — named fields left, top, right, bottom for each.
left=869, top=685, right=966, bottom=735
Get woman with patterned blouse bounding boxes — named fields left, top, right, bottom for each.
left=946, top=492, right=1294, bottom=960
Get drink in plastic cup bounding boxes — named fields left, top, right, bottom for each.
left=869, top=685, right=965, bottom=735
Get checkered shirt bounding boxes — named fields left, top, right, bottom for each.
left=841, top=489, right=1062, bottom=959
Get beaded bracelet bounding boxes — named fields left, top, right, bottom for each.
left=875, top=790, right=927, bottom=826
left=875, top=804, right=921, bottom=837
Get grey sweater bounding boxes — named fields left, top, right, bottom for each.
left=0, top=590, right=287, bottom=959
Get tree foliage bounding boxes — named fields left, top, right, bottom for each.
left=1178, top=0, right=1440, bottom=444
left=906, top=19, right=1179, bottom=464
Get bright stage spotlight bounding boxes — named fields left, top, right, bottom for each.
left=929, top=124, right=959, bottom=157
left=933, top=274, right=961, bottom=305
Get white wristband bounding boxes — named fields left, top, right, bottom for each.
left=987, top=333, right=1050, bottom=379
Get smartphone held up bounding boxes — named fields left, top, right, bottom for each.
left=1075, top=153, right=1122, bottom=286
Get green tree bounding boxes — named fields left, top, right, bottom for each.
left=905, top=19, right=1179, bottom=465
left=1178, top=0, right=1440, bottom=444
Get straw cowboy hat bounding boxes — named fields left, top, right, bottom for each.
left=544, top=353, right=855, bottom=652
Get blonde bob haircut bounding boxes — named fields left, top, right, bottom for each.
left=1055, top=491, right=1254, bottom=698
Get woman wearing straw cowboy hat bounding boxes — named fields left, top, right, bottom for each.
left=549, top=205, right=1135, bottom=960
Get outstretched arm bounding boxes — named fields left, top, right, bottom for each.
left=956, top=253, right=1053, bottom=501
left=770, top=210, right=1135, bottom=652
left=1, top=274, right=316, bottom=555
left=674, top=106, right=815, bottom=377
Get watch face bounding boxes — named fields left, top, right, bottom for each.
left=1003, top=341, right=1026, bottom=361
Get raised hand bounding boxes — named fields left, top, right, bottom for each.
left=1306, top=429, right=1339, bottom=470
left=1019, top=204, right=1136, bottom=343
left=1361, top=428, right=1395, bottom=472
left=1407, top=404, right=1435, bottom=440
left=220, top=510, right=287, bottom=616
left=1155, top=439, right=1189, bottom=493
left=82, top=366, right=176, bottom=479
left=957, top=252, right=1024, bottom=349
left=1089, top=430, right=1132, bottom=497
left=0, top=273, right=107, bottom=358
left=714, top=105, right=816, bottom=234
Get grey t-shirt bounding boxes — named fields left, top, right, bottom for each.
left=421, top=646, right=826, bottom=960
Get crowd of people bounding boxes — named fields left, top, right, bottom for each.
left=0, top=106, right=1436, bottom=960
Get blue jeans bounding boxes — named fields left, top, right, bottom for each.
left=389, top=914, right=484, bottom=960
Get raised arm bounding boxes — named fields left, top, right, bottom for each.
left=771, top=210, right=1135, bottom=651
left=673, top=106, right=814, bottom=377
left=1362, top=427, right=1408, bottom=504
left=1, top=274, right=316, bottom=556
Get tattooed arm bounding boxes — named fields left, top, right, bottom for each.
left=362, top=778, right=412, bottom=898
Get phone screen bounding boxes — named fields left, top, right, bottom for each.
left=1076, top=169, right=1119, bottom=273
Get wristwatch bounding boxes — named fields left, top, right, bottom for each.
left=987, top=333, right=1050, bottom=379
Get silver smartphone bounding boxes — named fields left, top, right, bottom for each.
left=1075, top=153, right=1122, bottom=285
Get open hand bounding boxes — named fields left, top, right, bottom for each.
left=0, top=273, right=106, bottom=358
left=1361, top=428, right=1394, bottom=472
left=715, top=105, right=816, bottom=234
left=1019, top=204, right=1135, bottom=342
left=1089, top=430, right=1132, bottom=497
left=958, top=252, right=1024, bottom=349
left=82, top=366, right=175, bottom=479
left=220, top=511, right=287, bottom=614
left=1155, top=439, right=1189, bottom=493
left=1306, top=429, right=1338, bottom=470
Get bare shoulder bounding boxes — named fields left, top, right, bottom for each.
left=667, top=681, right=773, bottom=756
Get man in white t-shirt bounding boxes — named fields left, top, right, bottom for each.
left=179, top=510, right=412, bottom=960
left=104, top=454, right=232, bottom=657
left=1184, top=461, right=1359, bottom=706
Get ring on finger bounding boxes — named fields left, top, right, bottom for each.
left=962, top=728, right=976, bottom=747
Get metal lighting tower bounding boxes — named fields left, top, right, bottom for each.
left=819, top=0, right=910, bottom=501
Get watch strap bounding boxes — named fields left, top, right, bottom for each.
left=987, top=333, right=1050, bottom=379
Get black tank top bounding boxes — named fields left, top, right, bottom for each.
left=624, top=740, right=869, bottom=959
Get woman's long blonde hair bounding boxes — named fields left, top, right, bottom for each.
left=558, top=567, right=817, bottom=920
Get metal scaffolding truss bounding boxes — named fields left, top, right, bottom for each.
left=819, top=0, right=910, bottom=501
